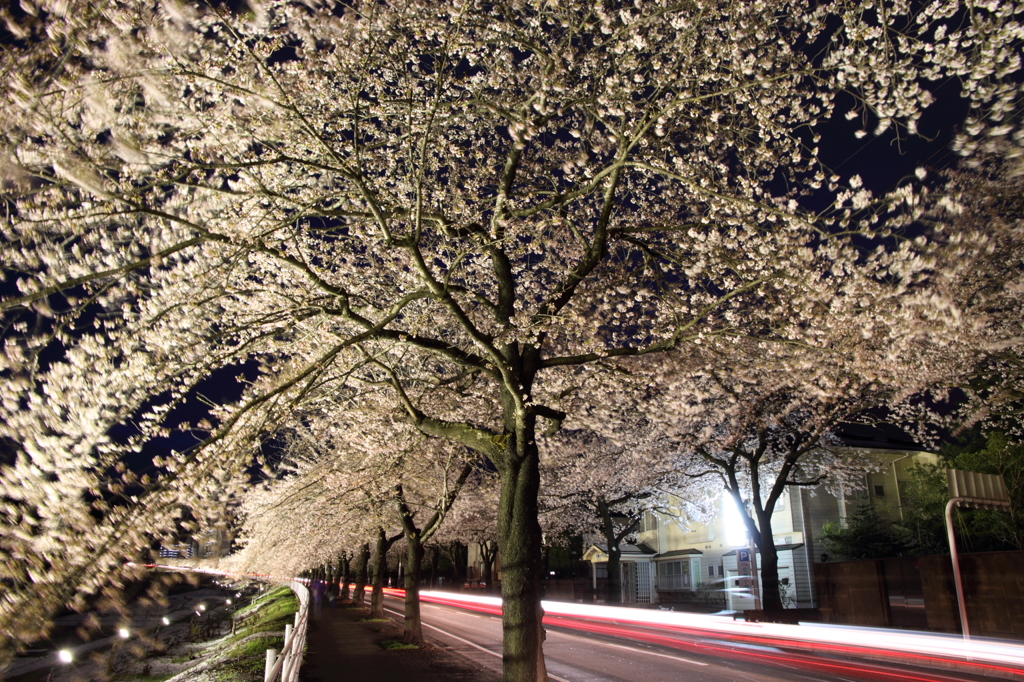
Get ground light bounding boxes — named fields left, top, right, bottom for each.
left=108, top=628, right=130, bottom=675
left=46, top=650, right=73, bottom=682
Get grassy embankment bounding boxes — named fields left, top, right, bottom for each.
left=107, top=585, right=299, bottom=682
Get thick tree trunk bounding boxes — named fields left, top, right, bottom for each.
left=339, top=553, right=350, bottom=601
left=446, top=542, right=466, bottom=585
left=370, top=528, right=390, bottom=619
left=598, top=501, right=624, bottom=604
left=402, top=536, right=425, bottom=644
left=353, top=542, right=370, bottom=607
left=605, top=545, right=622, bottom=604
left=729, top=483, right=784, bottom=613
left=482, top=556, right=494, bottom=593
left=496, top=424, right=547, bottom=682
left=754, top=513, right=783, bottom=612
left=480, top=541, right=496, bottom=595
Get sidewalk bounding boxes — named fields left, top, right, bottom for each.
left=300, top=601, right=498, bottom=682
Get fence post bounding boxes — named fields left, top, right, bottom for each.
left=282, top=623, right=293, bottom=680
left=264, top=649, right=277, bottom=682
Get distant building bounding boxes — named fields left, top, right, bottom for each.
left=581, top=447, right=940, bottom=610
left=581, top=542, right=658, bottom=603
left=158, top=526, right=233, bottom=560
left=158, top=542, right=195, bottom=559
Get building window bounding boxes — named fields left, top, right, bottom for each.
left=874, top=484, right=886, bottom=497
left=718, top=565, right=724, bottom=577
left=642, top=511, right=658, bottom=533
left=657, top=561, right=690, bottom=589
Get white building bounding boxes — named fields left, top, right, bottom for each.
left=583, top=447, right=939, bottom=610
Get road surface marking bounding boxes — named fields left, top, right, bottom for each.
left=384, top=607, right=573, bottom=682
left=549, top=628, right=709, bottom=666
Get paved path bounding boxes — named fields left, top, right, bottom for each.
left=300, top=601, right=498, bottom=682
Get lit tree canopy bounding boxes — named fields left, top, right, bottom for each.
left=540, top=424, right=674, bottom=603
left=2, top=1, right=1022, bottom=677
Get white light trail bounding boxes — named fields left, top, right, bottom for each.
left=417, top=591, right=1024, bottom=673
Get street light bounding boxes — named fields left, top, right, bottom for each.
left=162, top=616, right=170, bottom=626
left=118, top=628, right=130, bottom=639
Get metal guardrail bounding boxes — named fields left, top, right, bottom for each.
left=264, top=581, right=310, bottom=682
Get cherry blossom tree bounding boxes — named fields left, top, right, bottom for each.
left=351, top=543, right=371, bottom=607
left=637, top=322, right=990, bottom=611
left=435, top=470, right=501, bottom=592
left=394, top=455, right=477, bottom=643
left=907, top=154, right=1024, bottom=442
left=540, top=425, right=671, bottom=604
left=3, top=1, right=1023, bottom=677
left=233, top=401, right=477, bottom=639
left=233, top=421, right=394, bottom=583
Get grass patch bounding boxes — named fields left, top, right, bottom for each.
left=225, top=589, right=298, bottom=643
left=228, top=636, right=283, bottom=659
left=112, top=675, right=173, bottom=682
left=213, top=635, right=284, bottom=681
left=380, top=640, right=418, bottom=651
left=176, top=586, right=300, bottom=681
left=358, top=618, right=389, bottom=623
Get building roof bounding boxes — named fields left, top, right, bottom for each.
left=833, top=423, right=927, bottom=451
left=582, top=542, right=657, bottom=562
left=722, top=543, right=804, bottom=556
left=588, top=542, right=657, bottom=555
left=653, top=549, right=703, bottom=559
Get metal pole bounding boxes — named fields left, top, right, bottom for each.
left=945, top=498, right=970, bottom=640
left=748, top=532, right=761, bottom=611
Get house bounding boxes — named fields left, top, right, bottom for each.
left=582, top=447, right=940, bottom=610
left=580, top=543, right=657, bottom=603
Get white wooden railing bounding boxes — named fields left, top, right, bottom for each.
left=263, top=581, right=309, bottom=682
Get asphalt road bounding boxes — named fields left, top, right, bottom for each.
left=382, top=595, right=1004, bottom=682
